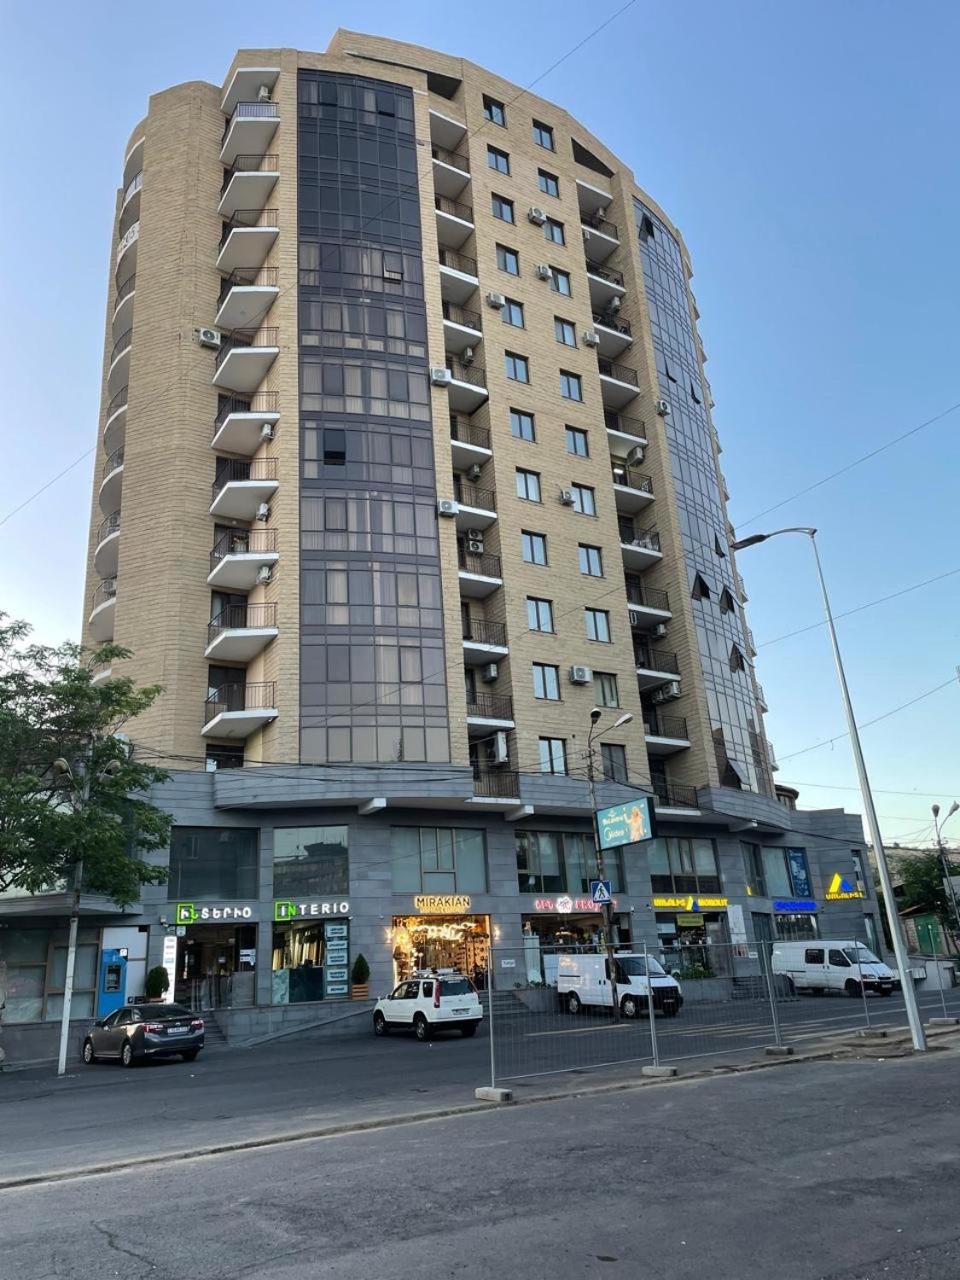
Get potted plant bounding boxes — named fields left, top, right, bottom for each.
left=351, top=953, right=370, bottom=1000
left=145, top=965, right=170, bottom=1002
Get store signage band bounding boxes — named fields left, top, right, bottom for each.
left=533, top=896, right=620, bottom=913
left=596, top=797, right=655, bottom=852
left=773, top=899, right=818, bottom=913
left=651, top=896, right=729, bottom=911
left=413, top=895, right=472, bottom=914
left=175, top=902, right=254, bottom=924
left=274, top=899, right=350, bottom=921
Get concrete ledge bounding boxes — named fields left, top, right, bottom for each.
left=642, top=1065, right=677, bottom=1078
left=765, top=1045, right=795, bottom=1056
left=475, top=1086, right=513, bottom=1103
left=856, top=1028, right=889, bottom=1039
left=927, top=1017, right=960, bottom=1027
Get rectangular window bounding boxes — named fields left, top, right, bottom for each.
left=538, top=737, right=567, bottom=775
left=554, top=317, right=576, bottom=346
left=533, top=663, right=560, bottom=701
left=274, top=826, right=349, bottom=897
left=510, top=408, right=535, bottom=441
left=560, top=370, right=583, bottom=401
left=516, top=468, right=541, bottom=502
left=544, top=218, right=565, bottom=245
left=565, top=426, right=589, bottom=456
left=648, top=837, right=721, bottom=894
left=502, top=298, right=525, bottom=328
left=742, top=842, right=766, bottom=896
left=761, top=847, right=792, bottom=899
left=168, top=827, right=258, bottom=899
left=600, top=743, right=628, bottom=785
left=483, top=95, right=506, bottom=126
left=549, top=267, right=572, bottom=296
left=522, top=530, right=548, bottom=565
left=488, top=144, right=510, bottom=174
left=571, top=483, right=595, bottom=515
left=585, top=608, right=611, bottom=642
left=496, top=243, right=520, bottom=276
left=532, top=120, right=555, bottom=150
left=594, top=671, right=619, bottom=708
left=527, top=597, right=554, bottom=632
left=505, top=351, right=530, bottom=383
left=391, top=826, right=488, bottom=893
left=491, top=193, right=514, bottom=223
left=516, top=831, right=565, bottom=894
left=322, top=429, right=346, bottom=465
left=578, top=543, right=603, bottom=576
left=538, top=169, right=560, bottom=197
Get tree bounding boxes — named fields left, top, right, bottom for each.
left=0, top=616, right=171, bottom=907
left=897, top=851, right=953, bottom=924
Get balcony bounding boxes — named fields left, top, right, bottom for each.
left=756, top=682, right=769, bottom=712
left=204, top=602, right=278, bottom=662
left=438, top=355, right=488, bottom=414
left=653, top=779, right=700, bottom=811
left=219, top=153, right=279, bottom=219
left=113, top=274, right=136, bottom=332
left=123, top=136, right=144, bottom=190
left=115, top=221, right=139, bottom=286
left=591, top=311, right=632, bottom=358
left=88, top=580, right=116, bottom=643
left=598, top=357, right=639, bottom=409
left=452, top=477, right=496, bottom=531
left=107, top=328, right=132, bottom=396
left=90, top=664, right=113, bottom=688
left=429, top=107, right=467, bottom=152
left=457, top=545, right=502, bottom=599
left=221, top=67, right=279, bottom=116
left=604, top=410, right=647, bottom=453
left=611, top=461, right=654, bottom=514
left=209, top=457, right=279, bottom=520
left=98, top=447, right=125, bottom=514
left=441, top=300, right=483, bottom=354
left=216, top=266, right=279, bottom=330
left=618, top=520, right=663, bottom=570
left=644, top=713, right=690, bottom=756
left=625, top=578, right=671, bottom=628
left=449, top=416, right=491, bottom=469
left=767, top=739, right=780, bottom=772
left=586, top=260, right=625, bottom=312
left=472, top=769, right=520, bottom=802
left=462, top=616, right=508, bottom=664
left=212, top=392, right=280, bottom=455
left=207, top=527, right=279, bottom=590
left=435, top=194, right=475, bottom=249
left=94, top=511, right=121, bottom=578
left=217, top=207, right=278, bottom=274
left=119, top=170, right=143, bottom=238
left=634, top=644, right=681, bottom=691
left=438, top=247, right=479, bottom=306
left=212, top=327, right=279, bottom=394
left=202, top=681, right=278, bottom=739
left=576, top=177, right=613, bottom=220
left=431, top=143, right=471, bottom=199
left=581, top=214, right=619, bottom=264
left=465, top=690, right=515, bottom=733
left=221, top=101, right=280, bottom=167
left=103, top=386, right=127, bottom=453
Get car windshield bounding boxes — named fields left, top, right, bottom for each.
left=616, top=955, right=666, bottom=978
left=843, top=947, right=881, bottom=966
left=133, top=1004, right=193, bottom=1020
left=440, top=979, right=473, bottom=996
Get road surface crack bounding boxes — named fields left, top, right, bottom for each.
left=91, top=1222, right=168, bottom=1275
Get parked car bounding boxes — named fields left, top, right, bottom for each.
left=771, top=942, right=896, bottom=997
left=83, top=1003, right=205, bottom=1067
left=557, top=952, right=683, bottom=1017
left=373, top=971, right=483, bottom=1040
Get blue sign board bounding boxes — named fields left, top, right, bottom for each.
left=773, top=899, right=818, bottom=913
left=596, top=796, right=656, bottom=851
left=590, top=879, right=613, bottom=905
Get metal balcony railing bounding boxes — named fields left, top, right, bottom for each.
left=442, top=301, right=482, bottom=331
left=592, top=311, right=631, bottom=336
left=604, top=410, right=645, bottom=438
left=434, top=194, right=474, bottom=222
left=624, top=578, right=669, bottom=614
left=453, top=478, right=496, bottom=511
left=207, top=603, right=277, bottom=644
left=582, top=214, right=619, bottom=239
left=222, top=101, right=279, bottom=144
left=472, top=769, right=520, bottom=798
left=209, top=527, right=278, bottom=571
left=431, top=144, right=470, bottom=172
left=91, top=580, right=116, bottom=611
left=450, top=417, right=490, bottom=450
left=204, top=681, right=277, bottom=721
left=611, top=462, right=652, bottom=493
left=121, top=170, right=143, bottom=207
left=214, top=391, right=279, bottom=430
left=644, top=714, right=688, bottom=741
left=598, top=358, right=639, bottom=386
left=106, top=386, right=128, bottom=420
left=210, top=456, right=278, bottom=501
left=446, top=357, right=487, bottom=388
left=653, top=779, right=699, bottom=809
left=618, top=520, right=661, bottom=551
left=221, top=153, right=279, bottom=193
left=465, top=691, right=514, bottom=720
left=214, top=327, right=279, bottom=369
left=101, top=448, right=124, bottom=478
left=457, top=546, right=502, bottom=579
left=634, top=646, right=680, bottom=675
left=110, top=329, right=133, bottom=364
left=586, top=261, right=624, bottom=287
left=97, top=511, right=121, bottom=544
left=218, top=266, right=279, bottom=305
left=219, top=207, right=278, bottom=247
left=438, top=247, right=478, bottom=276
left=114, top=275, right=136, bottom=310
left=462, top=617, right=507, bottom=647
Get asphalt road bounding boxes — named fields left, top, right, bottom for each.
left=2, top=1046, right=960, bottom=1279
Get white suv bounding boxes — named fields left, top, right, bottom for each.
left=373, top=971, right=483, bottom=1040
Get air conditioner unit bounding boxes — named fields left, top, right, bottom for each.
left=652, top=622, right=668, bottom=640
left=467, top=464, right=482, bottom=482
left=461, top=346, right=475, bottom=366
left=255, top=565, right=273, bottom=585
left=558, top=488, right=575, bottom=506
left=591, top=207, right=609, bottom=227
left=257, top=85, right=272, bottom=102
left=569, top=665, right=592, bottom=685
left=260, top=423, right=275, bottom=441
left=255, top=502, right=270, bottom=521
left=582, top=330, right=600, bottom=348
left=485, top=291, right=506, bottom=309
left=467, top=538, right=485, bottom=555
left=527, top=206, right=547, bottom=226
left=656, top=398, right=671, bottom=417
left=466, top=528, right=485, bottom=541
left=481, top=662, right=499, bottom=683
left=437, top=499, right=459, bottom=518
left=607, top=296, right=622, bottom=314
left=535, top=264, right=553, bottom=281
left=430, top=367, right=453, bottom=386
left=198, top=327, right=222, bottom=350
left=651, top=681, right=682, bottom=704
left=626, top=445, right=645, bottom=466
left=103, top=578, right=117, bottom=596
left=487, top=731, right=509, bottom=766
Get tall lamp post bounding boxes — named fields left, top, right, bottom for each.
left=586, top=707, right=633, bottom=1021
left=731, top=526, right=927, bottom=1052
left=932, top=802, right=960, bottom=951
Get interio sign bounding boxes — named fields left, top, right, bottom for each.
left=274, top=899, right=350, bottom=921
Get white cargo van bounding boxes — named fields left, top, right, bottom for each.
left=557, top=952, right=683, bottom=1017
left=771, top=941, right=896, bottom=996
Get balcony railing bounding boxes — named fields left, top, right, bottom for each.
left=219, top=207, right=278, bottom=247
left=618, top=519, right=661, bottom=551
left=624, top=578, right=669, bottom=614
left=634, top=646, right=680, bottom=675
left=592, top=311, right=631, bottom=336
left=457, top=545, right=502, bottom=578
left=122, top=170, right=143, bottom=207
left=611, top=462, right=652, bottom=492
left=438, top=247, right=478, bottom=276
left=106, top=386, right=128, bottom=419
left=222, top=101, right=279, bottom=144
left=442, top=301, right=482, bottom=331
left=472, top=769, right=519, bottom=798
left=210, top=527, right=278, bottom=571
left=465, top=690, right=514, bottom=720
left=653, top=779, right=699, bottom=808
left=462, top=617, right=507, bottom=647
left=91, top=580, right=116, bottom=611
left=205, top=681, right=277, bottom=719
left=97, top=511, right=121, bottom=543
left=207, top=602, right=277, bottom=644
left=454, top=478, right=496, bottom=511
left=446, top=356, right=487, bottom=387
left=434, top=194, right=474, bottom=223
left=114, top=275, right=136, bottom=309
left=583, top=214, right=618, bottom=239
left=110, top=329, right=133, bottom=364
left=221, top=153, right=279, bottom=193
left=431, top=144, right=470, bottom=172
left=604, top=410, right=646, bottom=438
left=644, top=714, right=688, bottom=740
left=598, top=358, right=639, bottom=386
left=215, top=327, right=279, bottom=370
left=211, top=456, right=278, bottom=501
left=586, top=261, right=625, bottom=286
left=102, top=447, right=124, bottom=478
left=214, top=390, right=279, bottom=430
left=218, top=266, right=279, bottom=305
left=450, top=417, right=490, bottom=450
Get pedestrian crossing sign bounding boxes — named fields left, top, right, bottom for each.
left=590, top=879, right=613, bottom=905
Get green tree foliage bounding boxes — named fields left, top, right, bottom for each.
left=898, top=851, right=953, bottom=922
left=0, top=617, right=170, bottom=906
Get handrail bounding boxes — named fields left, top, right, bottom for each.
left=434, top=193, right=474, bottom=222
left=611, top=462, right=652, bottom=493
left=465, top=690, right=514, bottom=720
left=457, top=546, right=502, bottom=578
left=453, top=478, right=496, bottom=511
left=210, top=456, right=278, bottom=499
left=449, top=417, right=490, bottom=450
left=214, top=391, right=279, bottom=429
left=110, top=329, right=133, bottom=364
left=207, top=603, right=277, bottom=642
left=598, top=358, right=638, bottom=386
left=586, top=261, right=624, bottom=286
left=222, top=101, right=279, bottom=144
left=644, top=714, right=688, bottom=740
left=438, top=247, right=478, bottom=276
left=97, top=511, right=121, bottom=543
left=205, top=681, right=277, bottom=717
left=215, top=327, right=279, bottom=368
left=431, top=144, right=470, bottom=172
left=462, top=616, right=507, bottom=647
left=634, top=646, right=680, bottom=675
left=210, top=527, right=278, bottom=570
left=441, top=301, right=482, bottom=331
left=101, top=448, right=124, bottom=478
left=218, top=266, right=279, bottom=304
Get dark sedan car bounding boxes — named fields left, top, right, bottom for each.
left=83, top=1003, right=205, bottom=1067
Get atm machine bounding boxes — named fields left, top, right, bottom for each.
left=96, top=947, right=128, bottom=1018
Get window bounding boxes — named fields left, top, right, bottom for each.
left=483, top=95, right=506, bottom=126
left=505, top=351, right=529, bottom=383
left=522, top=530, right=547, bottom=565
left=322, top=429, right=346, bottom=465
left=274, top=826, right=349, bottom=897
left=544, top=217, right=565, bottom=245
left=554, top=317, right=576, bottom=346
left=516, top=468, right=541, bottom=502
left=805, top=948, right=825, bottom=965
left=560, top=371, right=583, bottom=401
left=532, top=120, right=555, bottom=150
left=533, top=663, right=560, bottom=700
left=760, top=847, right=792, bottom=898
left=382, top=251, right=404, bottom=282
left=742, top=843, right=766, bottom=896
left=601, top=743, right=628, bottom=785
left=648, top=837, right=721, bottom=893
left=729, top=644, right=746, bottom=672
left=491, top=193, right=514, bottom=223
left=538, top=169, right=560, bottom=197
left=538, top=737, right=567, bottom=775
left=714, top=534, right=727, bottom=558
left=664, top=356, right=678, bottom=383
left=527, top=597, right=554, bottom=632
left=691, top=573, right=711, bottom=601
left=585, top=608, right=611, bottom=642
left=517, top=831, right=624, bottom=895
left=566, top=426, right=589, bottom=457
left=851, top=850, right=867, bottom=892
left=570, top=483, right=595, bottom=515
left=549, top=267, right=572, bottom=295
left=719, top=587, right=735, bottom=614
left=391, top=826, right=488, bottom=893
left=487, top=145, right=510, bottom=174
left=578, top=543, right=603, bottom=576
left=168, top=827, right=258, bottom=899
left=496, top=243, right=520, bottom=275
left=510, top=408, right=535, bottom=441
left=691, top=378, right=702, bottom=404
left=502, top=298, right=525, bottom=328
left=594, top=671, right=619, bottom=708
left=640, top=213, right=656, bottom=239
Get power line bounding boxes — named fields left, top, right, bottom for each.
left=0, top=448, right=95, bottom=528
left=779, top=779, right=957, bottom=800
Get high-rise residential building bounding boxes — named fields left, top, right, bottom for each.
left=0, top=33, right=879, bottom=1052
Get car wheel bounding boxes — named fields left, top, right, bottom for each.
left=662, top=1004, right=679, bottom=1018
left=373, top=1011, right=388, bottom=1036
left=845, top=979, right=862, bottom=999
left=414, top=1014, right=432, bottom=1041
left=181, top=1050, right=199, bottom=1062
left=120, top=1041, right=135, bottom=1068
left=567, top=992, right=581, bottom=1015
left=82, top=1039, right=96, bottom=1065
left=460, top=1023, right=478, bottom=1038
left=621, top=995, right=639, bottom=1018
left=880, top=987, right=893, bottom=997
left=785, top=977, right=796, bottom=996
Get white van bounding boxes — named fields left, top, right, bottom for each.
left=771, top=941, right=897, bottom=997
left=557, top=952, right=683, bottom=1018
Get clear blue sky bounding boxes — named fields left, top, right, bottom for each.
left=2, top=0, right=958, bottom=845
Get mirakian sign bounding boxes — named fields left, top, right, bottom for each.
left=413, top=895, right=472, bottom=914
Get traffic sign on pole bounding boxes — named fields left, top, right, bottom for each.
left=590, top=879, right=613, bottom=905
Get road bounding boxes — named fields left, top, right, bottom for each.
left=2, top=1045, right=960, bottom=1279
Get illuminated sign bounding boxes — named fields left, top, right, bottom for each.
left=532, top=896, right=620, bottom=913
left=274, top=899, right=350, bottom=921
left=596, top=797, right=655, bottom=851
left=651, top=896, right=729, bottom=912
left=825, top=874, right=865, bottom=901
left=773, top=899, right=818, bottom=913
left=413, top=895, right=472, bottom=914
left=175, top=902, right=254, bottom=924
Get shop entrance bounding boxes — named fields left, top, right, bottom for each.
left=656, top=912, right=732, bottom=976
left=175, top=924, right=256, bottom=1009
left=391, top=915, right=490, bottom=988
left=521, top=913, right=633, bottom=986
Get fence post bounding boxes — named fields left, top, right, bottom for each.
left=487, top=957, right=497, bottom=1090
left=643, top=943, right=660, bottom=1069
left=761, top=941, right=788, bottom=1054
left=928, top=955, right=960, bottom=1026
left=855, top=951, right=872, bottom=1030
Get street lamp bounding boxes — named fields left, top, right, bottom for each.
left=585, top=709, right=633, bottom=1021
left=731, top=525, right=927, bottom=1052
left=932, top=802, right=960, bottom=950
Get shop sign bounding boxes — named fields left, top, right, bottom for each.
left=786, top=849, right=812, bottom=899
left=773, top=899, right=818, bottom=913
left=825, top=874, right=865, bottom=902
left=596, top=797, right=655, bottom=851
left=274, top=899, right=350, bottom=922
left=175, top=902, right=254, bottom=924
left=160, top=934, right=178, bottom=1003
left=651, top=896, right=729, bottom=912
left=413, top=894, right=472, bottom=914
left=532, top=896, right=620, bottom=913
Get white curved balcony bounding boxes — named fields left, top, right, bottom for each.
left=103, top=387, right=127, bottom=454
left=88, top=581, right=117, bottom=643
left=94, top=513, right=121, bottom=578
left=107, top=328, right=132, bottom=396
left=98, top=449, right=124, bottom=515
left=115, top=221, right=139, bottom=286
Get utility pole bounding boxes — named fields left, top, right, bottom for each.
left=55, top=741, right=93, bottom=1078
left=932, top=803, right=960, bottom=954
